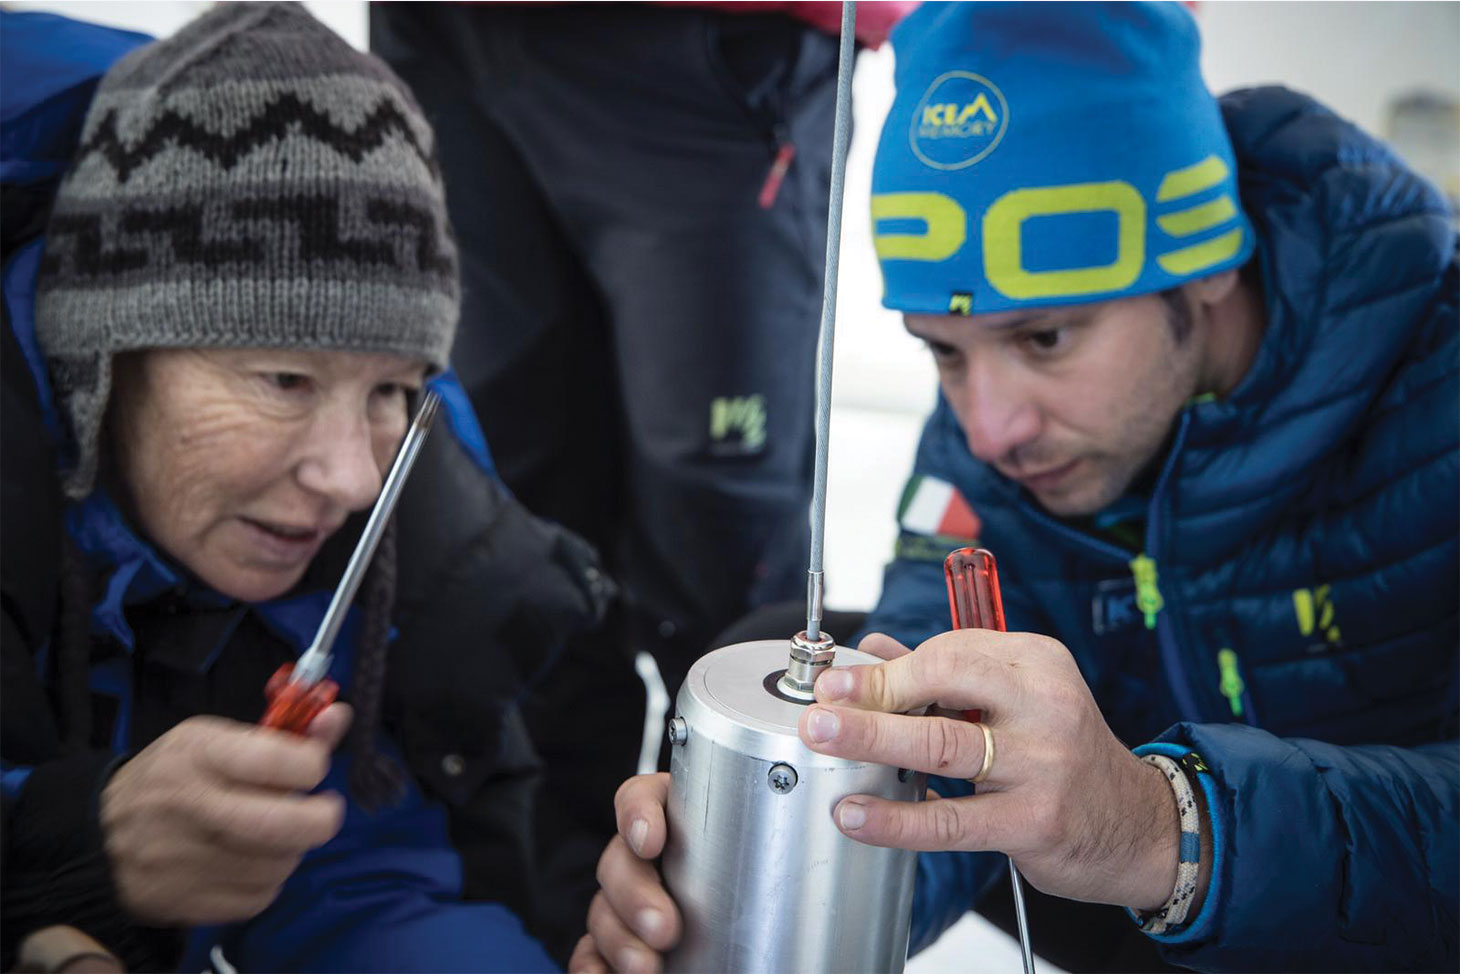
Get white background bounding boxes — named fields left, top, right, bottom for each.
left=8, top=3, right=1457, bottom=970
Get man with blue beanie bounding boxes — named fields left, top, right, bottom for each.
left=577, top=3, right=1457, bottom=971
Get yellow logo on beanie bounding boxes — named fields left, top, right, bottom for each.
left=910, top=71, right=1009, bottom=171
left=873, top=152, right=1249, bottom=304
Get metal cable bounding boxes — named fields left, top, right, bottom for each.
left=795, top=11, right=1036, bottom=974
left=1011, top=862, right=1036, bottom=974
left=805, top=0, right=856, bottom=642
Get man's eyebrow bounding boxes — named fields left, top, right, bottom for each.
left=984, top=311, right=1065, bottom=331
left=903, top=322, right=950, bottom=343
left=905, top=312, right=1062, bottom=341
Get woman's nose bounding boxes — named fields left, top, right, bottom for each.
left=295, top=412, right=384, bottom=511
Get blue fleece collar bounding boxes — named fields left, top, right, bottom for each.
left=66, top=487, right=336, bottom=660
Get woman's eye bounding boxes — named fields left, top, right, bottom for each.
left=266, top=372, right=309, bottom=391
left=374, top=382, right=415, bottom=400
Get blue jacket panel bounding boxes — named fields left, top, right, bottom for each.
left=872, top=86, right=1459, bottom=970
left=181, top=750, right=552, bottom=974
left=0, top=11, right=150, bottom=190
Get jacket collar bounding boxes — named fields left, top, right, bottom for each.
left=66, top=487, right=333, bottom=660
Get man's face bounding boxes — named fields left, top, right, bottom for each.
left=905, top=292, right=1203, bottom=517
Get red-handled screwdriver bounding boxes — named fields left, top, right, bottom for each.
left=944, top=546, right=1005, bottom=634
left=944, top=546, right=1006, bottom=723
left=942, top=546, right=1036, bottom=974
left=260, top=389, right=442, bottom=732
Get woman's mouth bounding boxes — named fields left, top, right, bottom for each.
left=238, top=517, right=328, bottom=564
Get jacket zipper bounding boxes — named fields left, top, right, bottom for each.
left=1216, top=648, right=1246, bottom=718
left=1212, top=616, right=1260, bottom=726
left=1018, top=503, right=1132, bottom=566
left=1145, top=411, right=1204, bottom=723
left=758, top=124, right=796, bottom=210
left=1013, top=411, right=1206, bottom=721
left=1128, top=554, right=1163, bottom=629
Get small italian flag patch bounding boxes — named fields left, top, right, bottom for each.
left=898, top=475, right=981, bottom=540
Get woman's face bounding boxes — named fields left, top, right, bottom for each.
left=110, top=348, right=427, bottom=602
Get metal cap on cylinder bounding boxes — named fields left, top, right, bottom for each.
left=778, top=630, right=836, bottom=701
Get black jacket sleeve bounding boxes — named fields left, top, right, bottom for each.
left=0, top=300, right=179, bottom=971
left=389, top=427, right=620, bottom=964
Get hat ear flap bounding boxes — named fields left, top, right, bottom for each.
left=49, top=351, right=111, bottom=500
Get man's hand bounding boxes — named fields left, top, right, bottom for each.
left=798, top=631, right=1190, bottom=912
left=568, top=773, right=681, bottom=974
left=100, top=704, right=351, bottom=925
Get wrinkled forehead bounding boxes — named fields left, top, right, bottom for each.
left=133, top=345, right=430, bottom=380
left=208, top=346, right=430, bottom=378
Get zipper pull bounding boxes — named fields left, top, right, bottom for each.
left=1217, top=648, right=1245, bottom=717
left=758, top=132, right=796, bottom=210
left=1129, top=553, right=1164, bottom=630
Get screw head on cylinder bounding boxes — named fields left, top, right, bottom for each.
left=768, top=763, right=798, bottom=794
left=668, top=716, right=688, bottom=746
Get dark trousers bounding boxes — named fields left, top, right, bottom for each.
left=373, top=4, right=838, bottom=700
left=372, top=5, right=839, bottom=959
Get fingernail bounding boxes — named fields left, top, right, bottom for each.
left=636, top=908, right=666, bottom=941
left=618, top=946, right=656, bottom=973
left=819, top=669, right=853, bottom=699
left=838, top=800, right=868, bottom=831
left=629, top=818, right=649, bottom=856
left=806, top=707, right=840, bottom=743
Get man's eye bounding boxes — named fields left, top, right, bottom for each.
left=1023, top=329, right=1064, bottom=352
left=926, top=340, right=960, bottom=361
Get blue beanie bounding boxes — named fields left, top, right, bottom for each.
left=872, top=1, right=1254, bottom=316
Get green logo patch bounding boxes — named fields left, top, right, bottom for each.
left=709, top=395, right=767, bottom=455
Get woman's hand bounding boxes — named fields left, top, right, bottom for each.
left=568, top=773, right=681, bottom=973
left=100, top=704, right=351, bottom=925
left=14, top=925, right=123, bottom=973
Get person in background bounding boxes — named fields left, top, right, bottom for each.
left=1, top=6, right=611, bottom=970
left=368, top=12, right=912, bottom=926
left=579, top=3, right=1458, bottom=971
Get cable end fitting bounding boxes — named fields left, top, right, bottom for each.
left=778, top=630, right=836, bottom=701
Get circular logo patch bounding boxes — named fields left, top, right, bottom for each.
left=909, top=71, right=1009, bottom=171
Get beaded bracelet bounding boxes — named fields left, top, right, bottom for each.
left=1136, top=753, right=1202, bottom=934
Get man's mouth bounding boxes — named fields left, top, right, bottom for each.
left=1011, top=458, right=1080, bottom=492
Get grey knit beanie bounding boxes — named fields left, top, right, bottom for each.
left=36, top=2, right=458, bottom=499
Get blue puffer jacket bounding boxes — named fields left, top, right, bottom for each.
left=871, top=87, right=1458, bottom=971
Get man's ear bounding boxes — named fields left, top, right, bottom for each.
left=1183, top=269, right=1240, bottom=310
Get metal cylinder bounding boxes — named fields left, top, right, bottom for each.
left=664, top=639, right=924, bottom=973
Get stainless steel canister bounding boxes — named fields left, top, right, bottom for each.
left=663, top=639, right=924, bottom=973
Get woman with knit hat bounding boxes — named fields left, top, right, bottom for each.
left=2, top=5, right=611, bottom=970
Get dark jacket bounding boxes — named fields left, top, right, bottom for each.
left=872, top=87, right=1459, bottom=971
left=1, top=12, right=614, bottom=971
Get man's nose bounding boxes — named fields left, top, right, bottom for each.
left=958, top=363, right=1042, bottom=463
left=295, top=408, right=384, bottom=512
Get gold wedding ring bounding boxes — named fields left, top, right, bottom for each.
left=970, top=722, right=996, bottom=784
